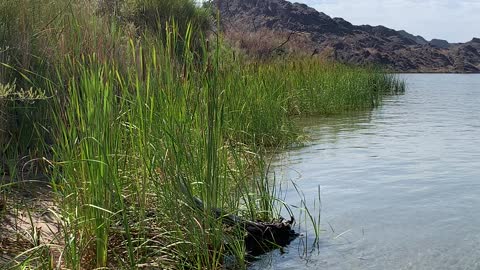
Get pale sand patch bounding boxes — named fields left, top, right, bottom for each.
left=1, top=180, right=63, bottom=268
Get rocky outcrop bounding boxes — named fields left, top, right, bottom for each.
left=397, top=30, right=428, bottom=46
left=429, top=39, right=451, bottom=49
left=215, top=0, right=480, bottom=73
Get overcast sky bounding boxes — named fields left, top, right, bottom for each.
left=296, top=0, right=480, bottom=43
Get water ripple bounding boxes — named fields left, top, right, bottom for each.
left=253, top=74, right=480, bottom=270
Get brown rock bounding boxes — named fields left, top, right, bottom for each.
left=215, top=0, right=480, bottom=73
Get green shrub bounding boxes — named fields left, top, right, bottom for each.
left=0, top=0, right=210, bottom=86
left=122, top=0, right=210, bottom=34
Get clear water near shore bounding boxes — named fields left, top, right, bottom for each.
left=252, top=74, right=480, bottom=270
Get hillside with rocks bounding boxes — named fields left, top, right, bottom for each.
left=215, top=0, right=480, bottom=73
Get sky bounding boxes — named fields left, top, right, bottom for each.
left=296, top=0, right=480, bottom=43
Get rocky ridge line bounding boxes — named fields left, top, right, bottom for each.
left=215, top=0, right=480, bottom=73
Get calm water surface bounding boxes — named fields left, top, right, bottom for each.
left=252, top=74, right=480, bottom=270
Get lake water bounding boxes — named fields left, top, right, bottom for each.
left=251, top=74, right=480, bottom=270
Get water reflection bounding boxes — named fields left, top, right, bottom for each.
left=252, top=74, right=480, bottom=270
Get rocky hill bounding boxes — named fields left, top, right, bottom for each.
left=215, top=0, right=480, bottom=73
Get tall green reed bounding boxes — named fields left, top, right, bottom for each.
left=43, top=22, right=275, bottom=268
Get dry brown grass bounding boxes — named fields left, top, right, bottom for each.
left=224, top=27, right=319, bottom=60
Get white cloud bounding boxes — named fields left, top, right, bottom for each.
left=297, top=0, right=480, bottom=42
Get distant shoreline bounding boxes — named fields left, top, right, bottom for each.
left=391, top=71, right=480, bottom=74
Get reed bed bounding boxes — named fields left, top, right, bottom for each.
left=1, top=1, right=405, bottom=269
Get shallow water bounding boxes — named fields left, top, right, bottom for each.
left=251, top=74, right=480, bottom=270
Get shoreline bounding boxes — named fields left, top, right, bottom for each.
left=393, top=71, right=480, bottom=74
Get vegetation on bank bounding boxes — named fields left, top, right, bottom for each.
left=1, top=0, right=405, bottom=269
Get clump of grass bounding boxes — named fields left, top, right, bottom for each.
left=120, top=0, right=210, bottom=33
left=42, top=26, right=283, bottom=268
left=221, top=59, right=405, bottom=146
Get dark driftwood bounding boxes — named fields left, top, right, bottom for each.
left=192, top=197, right=298, bottom=256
